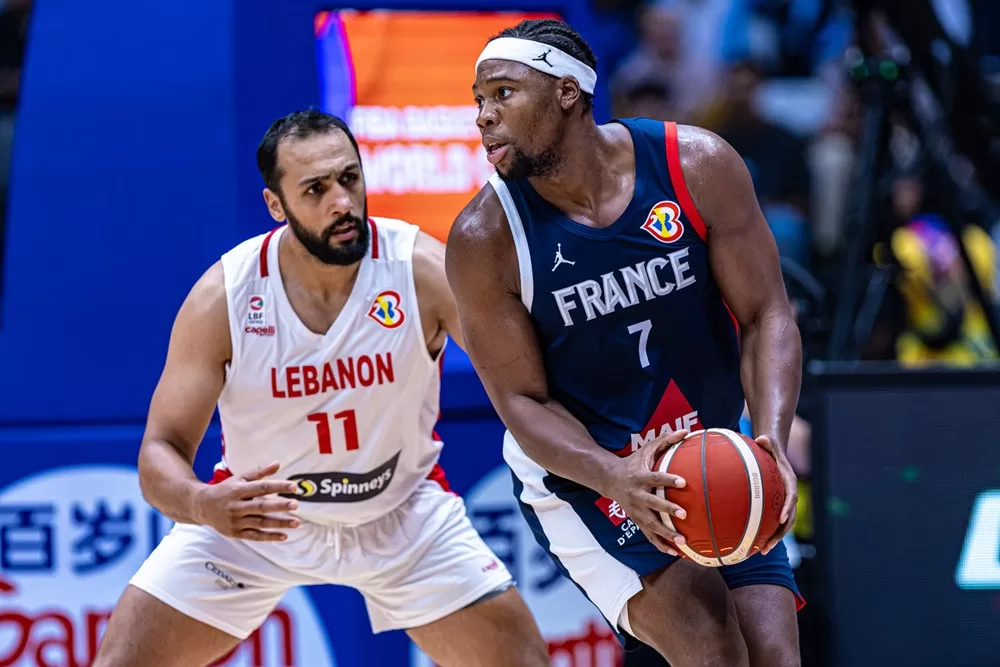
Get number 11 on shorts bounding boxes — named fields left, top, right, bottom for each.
left=308, top=409, right=360, bottom=454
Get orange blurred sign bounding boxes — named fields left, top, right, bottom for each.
left=316, top=10, right=558, bottom=241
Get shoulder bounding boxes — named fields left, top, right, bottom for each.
left=448, top=182, right=511, bottom=250
left=220, top=229, right=278, bottom=287
left=408, top=230, right=451, bottom=324
left=367, top=216, right=417, bottom=261
left=446, top=183, right=519, bottom=295
left=173, top=260, right=232, bottom=360
left=674, top=124, right=747, bottom=186
left=673, top=124, right=756, bottom=231
left=412, top=230, right=447, bottom=291
left=448, top=185, right=516, bottom=267
left=186, top=260, right=228, bottom=319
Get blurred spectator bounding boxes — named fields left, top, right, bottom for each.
left=617, top=79, right=675, bottom=121
left=611, top=4, right=684, bottom=116
left=807, top=87, right=861, bottom=260
left=750, top=0, right=853, bottom=78
left=705, top=60, right=812, bottom=265
left=612, top=0, right=750, bottom=122
left=590, top=0, right=645, bottom=81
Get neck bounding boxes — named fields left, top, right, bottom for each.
left=527, top=120, right=620, bottom=212
left=278, top=229, right=362, bottom=297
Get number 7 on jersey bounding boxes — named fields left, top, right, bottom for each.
left=628, top=319, right=652, bottom=368
left=308, top=409, right=360, bottom=454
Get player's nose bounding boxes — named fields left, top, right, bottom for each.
left=326, top=184, right=354, bottom=217
left=476, top=104, right=498, bottom=130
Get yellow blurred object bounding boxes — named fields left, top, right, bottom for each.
left=889, top=220, right=997, bottom=366
left=793, top=480, right=812, bottom=540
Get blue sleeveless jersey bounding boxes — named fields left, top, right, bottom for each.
left=492, top=118, right=744, bottom=455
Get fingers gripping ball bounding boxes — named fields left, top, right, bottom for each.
left=654, top=429, right=784, bottom=566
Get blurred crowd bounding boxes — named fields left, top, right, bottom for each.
left=595, top=5, right=999, bottom=609
left=600, top=0, right=1000, bottom=370
left=3, top=0, right=999, bottom=371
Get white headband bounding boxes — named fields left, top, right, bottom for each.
left=475, top=37, right=597, bottom=94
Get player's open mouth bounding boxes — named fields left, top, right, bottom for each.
left=485, top=141, right=509, bottom=165
left=328, top=224, right=358, bottom=243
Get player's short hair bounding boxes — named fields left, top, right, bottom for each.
left=257, top=109, right=360, bottom=193
left=488, top=19, right=597, bottom=112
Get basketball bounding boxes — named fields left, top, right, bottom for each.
left=654, top=428, right=784, bottom=567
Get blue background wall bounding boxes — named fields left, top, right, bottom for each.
left=0, top=1, right=603, bottom=665
left=0, top=0, right=606, bottom=426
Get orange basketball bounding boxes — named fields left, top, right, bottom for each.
left=654, top=428, right=784, bottom=567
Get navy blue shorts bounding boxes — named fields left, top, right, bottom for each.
left=503, top=431, right=803, bottom=638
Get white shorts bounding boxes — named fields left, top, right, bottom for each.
left=130, top=480, right=513, bottom=639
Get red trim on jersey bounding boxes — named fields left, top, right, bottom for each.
left=426, top=348, right=455, bottom=493
left=663, top=121, right=740, bottom=338
left=259, top=226, right=283, bottom=278
left=209, top=467, right=234, bottom=485
left=427, top=463, right=452, bottom=492
left=664, top=121, right=708, bottom=242
left=368, top=218, right=379, bottom=259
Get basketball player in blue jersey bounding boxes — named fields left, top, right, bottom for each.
left=447, top=19, right=804, bottom=667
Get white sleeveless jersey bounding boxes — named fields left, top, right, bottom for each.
left=213, top=218, right=446, bottom=526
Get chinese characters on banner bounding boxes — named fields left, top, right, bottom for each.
left=0, top=467, right=335, bottom=667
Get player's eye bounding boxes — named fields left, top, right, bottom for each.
left=340, top=172, right=359, bottom=186
left=306, top=183, right=325, bottom=196
left=498, top=87, right=513, bottom=99
left=474, top=95, right=484, bottom=108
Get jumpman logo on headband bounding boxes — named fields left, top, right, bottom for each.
left=552, top=243, right=575, bottom=271
left=532, top=49, right=554, bottom=68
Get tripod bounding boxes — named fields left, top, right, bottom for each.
left=827, top=2, right=1000, bottom=361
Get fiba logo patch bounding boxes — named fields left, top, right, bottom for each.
left=245, top=293, right=275, bottom=336
left=367, top=290, right=405, bottom=329
left=641, top=200, right=684, bottom=244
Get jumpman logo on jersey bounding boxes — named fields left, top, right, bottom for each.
left=532, top=49, right=554, bottom=68
left=552, top=243, right=575, bottom=271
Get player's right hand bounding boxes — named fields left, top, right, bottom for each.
left=193, top=461, right=301, bottom=542
left=603, top=430, right=689, bottom=556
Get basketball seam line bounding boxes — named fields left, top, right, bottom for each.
left=701, top=431, right=724, bottom=566
left=737, top=433, right=753, bottom=559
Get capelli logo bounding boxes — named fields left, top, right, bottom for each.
left=954, top=490, right=1000, bottom=589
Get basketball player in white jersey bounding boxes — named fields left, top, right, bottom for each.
left=93, top=110, right=550, bottom=667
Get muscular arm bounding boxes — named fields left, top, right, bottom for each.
left=413, top=230, right=465, bottom=353
left=679, top=126, right=802, bottom=452
left=138, top=262, right=230, bottom=524
left=445, top=192, right=622, bottom=496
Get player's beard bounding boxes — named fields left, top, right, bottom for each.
left=285, top=205, right=370, bottom=266
left=497, top=112, right=566, bottom=181
left=497, top=143, right=561, bottom=181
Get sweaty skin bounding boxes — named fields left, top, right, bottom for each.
left=446, top=123, right=802, bottom=553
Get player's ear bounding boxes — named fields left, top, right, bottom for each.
left=558, top=77, right=581, bottom=111
left=262, top=188, right=287, bottom=223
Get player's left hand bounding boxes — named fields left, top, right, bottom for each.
left=754, top=434, right=797, bottom=555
